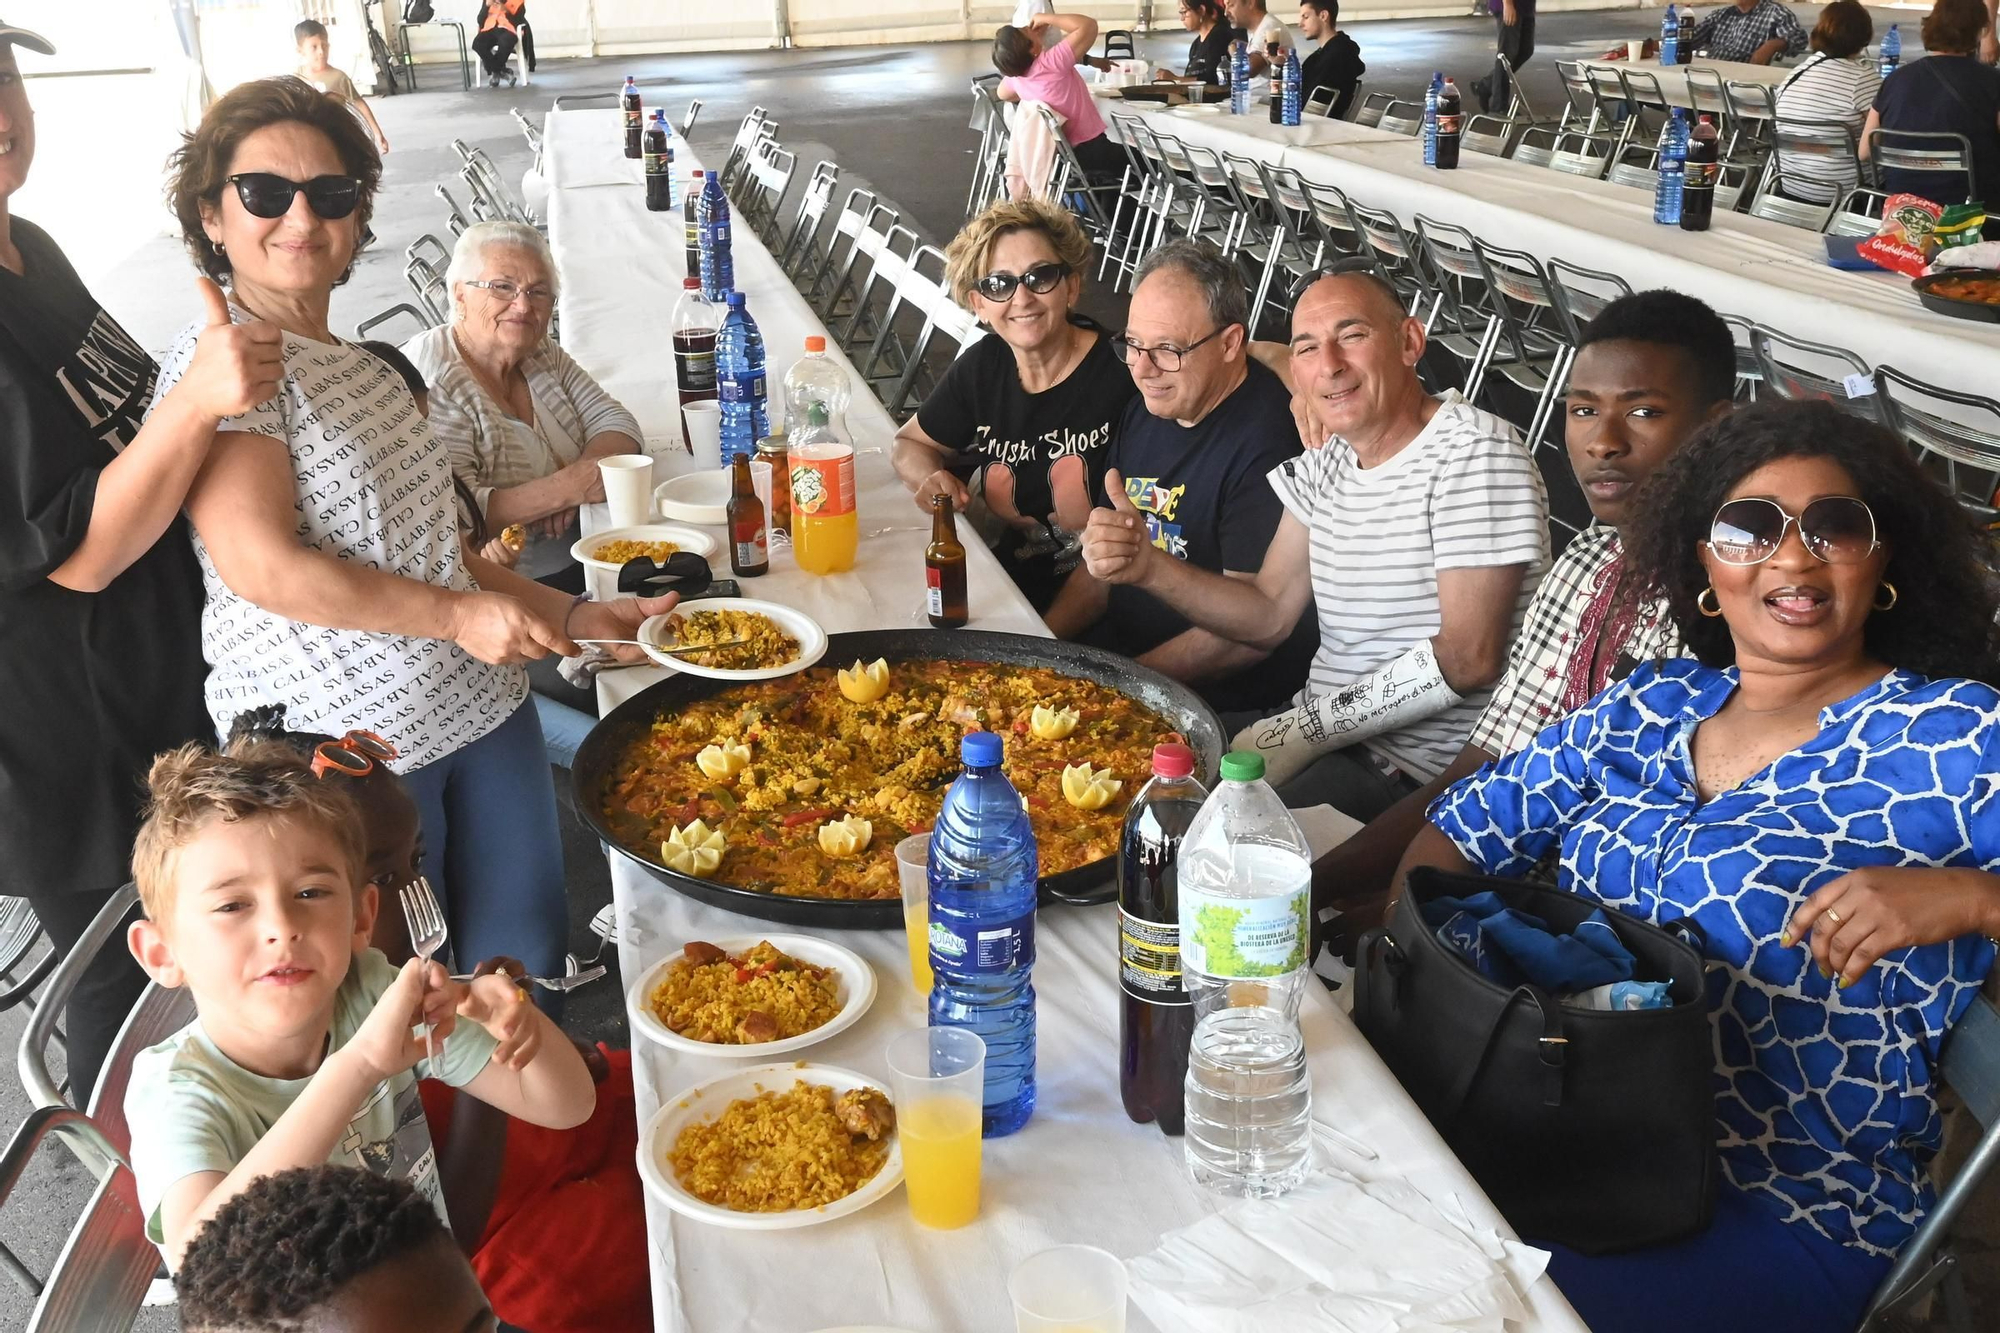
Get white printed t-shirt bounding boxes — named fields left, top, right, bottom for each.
left=1268, top=391, right=1548, bottom=781
left=127, top=948, right=499, bottom=1245
left=1250, top=13, right=1295, bottom=53
left=153, top=318, right=527, bottom=772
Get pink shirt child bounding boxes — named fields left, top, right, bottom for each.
left=1002, top=44, right=1109, bottom=146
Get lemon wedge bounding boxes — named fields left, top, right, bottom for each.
left=1061, top=762, right=1123, bottom=810
left=695, top=742, right=751, bottom=782
left=837, top=657, right=892, bottom=704
left=817, top=813, right=874, bottom=857
left=661, top=819, right=726, bottom=877
left=1029, top=703, right=1079, bottom=740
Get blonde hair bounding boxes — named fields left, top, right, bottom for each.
left=132, top=742, right=367, bottom=922
left=943, top=199, right=1092, bottom=309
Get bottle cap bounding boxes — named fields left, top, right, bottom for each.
left=961, top=731, right=1003, bottom=767
left=1151, top=743, right=1195, bottom=779
left=805, top=335, right=826, bottom=353
left=692, top=169, right=704, bottom=177
left=1219, top=751, right=1265, bottom=783
left=683, top=276, right=700, bottom=290
left=727, top=291, right=746, bottom=307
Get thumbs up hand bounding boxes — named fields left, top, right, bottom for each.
left=1081, top=468, right=1158, bottom=587
left=177, top=277, right=285, bottom=421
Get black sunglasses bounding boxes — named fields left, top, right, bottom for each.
left=1706, top=496, right=1880, bottom=567
left=1287, top=256, right=1383, bottom=305
left=223, top=172, right=366, bottom=220
left=973, top=260, right=1072, bottom=302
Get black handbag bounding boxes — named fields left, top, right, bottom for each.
left=1353, top=867, right=1718, bottom=1254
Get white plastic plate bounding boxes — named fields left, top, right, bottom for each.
left=637, top=597, right=828, bottom=680
left=626, top=933, right=876, bottom=1060
left=570, top=523, right=717, bottom=573
left=653, top=469, right=731, bottom=526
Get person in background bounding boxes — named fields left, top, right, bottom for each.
left=1156, top=0, right=1240, bottom=87
left=893, top=199, right=1137, bottom=612
left=1045, top=241, right=1317, bottom=716
left=293, top=19, right=388, bottom=154
left=175, top=1165, right=499, bottom=1333
left=0, top=23, right=281, bottom=1105
left=1471, top=0, right=1534, bottom=114
left=1690, top=0, right=1809, bottom=65
left=1083, top=266, right=1547, bottom=820
left=1398, top=401, right=2000, bottom=1333
left=1772, top=1, right=1880, bottom=205
left=1862, top=0, right=2000, bottom=217
left=1224, top=0, right=1294, bottom=78
left=1307, top=290, right=1736, bottom=934
left=473, top=0, right=525, bottom=88
left=991, top=12, right=1125, bottom=179
left=1296, top=0, right=1365, bottom=118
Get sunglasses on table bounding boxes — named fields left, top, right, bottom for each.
left=1111, top=326, right=1225, bottom=371
left=464, top=278, right=558, bottom=307
left=972, top=260, right=1072, bottom=302
left=1705, top=496, right=1880, bottom=567
left=311, top=730, right=399, bottom=779
left=223, top=172, right=366, bottom=220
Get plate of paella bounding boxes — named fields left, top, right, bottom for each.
left=638, top=599, right=829, bottom=679
left=570, top=524, right=718, bottom=573
left=627, top=935, right=876, bottom=1058
left=573, top=629, right=1224, bottom=926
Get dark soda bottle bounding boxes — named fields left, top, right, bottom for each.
left=672, top=277, right=720, bottom=426
left=1434, top=78, right=1462, bottom=170
left=1680, top=114, right=1719, bottom=231
left=727, top=452, right=768, bottom=577
left=1268, top=42, right=1285, bottom=124
left=683, top=169, right=704, bottom=276
left=620, top=76, right=642, bottom=159
left=643, top=110, right=673, bottom=212
left=925, top=493, right=968, bottom=629
left=1118, top=743, right=1206, bottom=1135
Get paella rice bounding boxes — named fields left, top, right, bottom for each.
left=668, top=1080, right=895, bottom=1212
left=662, top=608, right=801, bottom=671
left=648, top=940, right=842, bottom=1045
left=592, top=538, right=682, bottom=564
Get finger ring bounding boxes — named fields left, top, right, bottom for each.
left=1825, top=908, right=1843, bottom=926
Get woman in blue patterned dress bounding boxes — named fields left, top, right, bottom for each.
left=1397, top=399, right=2000, bottom=1333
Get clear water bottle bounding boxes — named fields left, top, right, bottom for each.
left=1880, top=24, right=1901, bottom=79
left=1178, top=751, right=1314, bottom=1199
left=714, top=291, right=767, bottom=463
left=1281, top=49, right=1301, bottom=127
left=1653, top=108, right=1688, bottom=225
left=1422, top=72, right=1442, bottom=167
left=781, top=334, right=852, bottom=438
left=696, top=170, right=733, bottom=303
left=1229, top=41, right=1250, bottom=115
left=929, top=731, right=1038, bottom=1137
left=1660, top=4, right=1679, bottom=66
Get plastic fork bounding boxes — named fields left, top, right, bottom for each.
left=399, top=877, right=448, bottom=1065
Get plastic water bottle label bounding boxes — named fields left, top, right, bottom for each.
left=717, top=372, right=765, bottom=404
left=930, top=911, right=1035, bottom=974
left=1180, top=885, right=1308, bottom=979
left=1119, top=907, right=1188, bottom=1002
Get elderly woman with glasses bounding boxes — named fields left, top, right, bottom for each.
left=1395, top=400, right=2000, bottom=1333
left=891, top=198, right=1137, bottom=611
left=159, top=77, right=673, bottom=1011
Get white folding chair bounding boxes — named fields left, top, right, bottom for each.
left=780, top=160, right=840, bottom=282
left=835, top=222, right=918, bottom=355
left=1874, top=366, right=2000, bottom=524
left=806, top=189, right=890, bottom=318
left=1750, top=325, right=1888, bottom=425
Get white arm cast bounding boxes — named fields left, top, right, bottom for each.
left=1229, top=642, right=1464, bottom=786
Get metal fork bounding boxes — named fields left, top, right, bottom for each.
left=448, top=964, right=607, bottom=992
left=399, top=877, right=448, bottom=1065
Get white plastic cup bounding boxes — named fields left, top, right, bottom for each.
left=896, top=833, right=932, bottom=994
left=683, top=401, right=724, bottom=472
left=750, top=459, right=773, bottom=532
left=1009, top=1245, right=1129, bottom=1333
left=599, top=454, right=654, bottom=528
left=1627, top=39, right=1646, bottom=60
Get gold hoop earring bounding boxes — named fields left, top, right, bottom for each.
left=210, top=239, right=224, bottom=255
left=1874, top=582, right=1898, bottom=612
left=1696, top=586, right=1723, bottom=618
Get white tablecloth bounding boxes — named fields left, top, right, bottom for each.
left=545, top=105, right=1586, bottom=1333
left=1093, top=89, right=1412, bottom=154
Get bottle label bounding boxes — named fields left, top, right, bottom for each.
left=926, top=566, right=944, bottom=616
left=1119, top=907, right=1189, bottom=1003
left=1179, top=886, right=1308, bottom=980
left=733, top=534, right=766, bottom=566
left=644, top=151, right=665, bottom=176
left=1684, top=160, right=1719, bottom=190
left=675, top=349, right=716, bottom=392
left=717, top=372, right=765, bottom=404
left=624, top=108, right=641, bottom=131
left=1436, top=113, right=1462, bottom=135
left=789, top=450, right=856, bottom=518
left=930, top=911, right=1035, bottom=976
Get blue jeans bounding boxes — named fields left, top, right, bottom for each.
left=531, top=692, right=596, bottom=770
left=401, top=701, right=568, bottom=1019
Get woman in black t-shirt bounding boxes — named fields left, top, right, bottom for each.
left=892, top=199, right=1139, bottom=612
left=0, top=28, right=282, bottom=1101
left=1156, top=0, right=1239, bottom=86
left=1861, top=0, right=2000, bottom=227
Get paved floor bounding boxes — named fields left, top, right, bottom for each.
left=3, top=8, right=1987, bottom=1326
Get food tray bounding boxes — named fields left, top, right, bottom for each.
left=1912, top=268, right=2000, bottom=324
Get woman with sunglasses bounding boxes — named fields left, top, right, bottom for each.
left=1395, top=400, right=2000, bottom=1333
left=0, top=25, right=284, bottom=1104
left=891, top=198, right=1136, bottom=612
left=155, top=77, right=673, bottom=1014
left=1155, top=0, right=1240, bottom=86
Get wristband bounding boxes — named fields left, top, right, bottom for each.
left=562, top=591, right=591, bottom=640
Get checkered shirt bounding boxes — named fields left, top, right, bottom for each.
left=1690, top=0, right=1808, bottom=63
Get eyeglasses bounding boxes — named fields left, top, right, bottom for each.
left=1706, top=496, right=1881, bottom=567
left=972, top=260, right=1071, bottom=303
left=464, top=278, right=557, bottom=307
left=310, top=730, right=399, bottom=779
left=223, top=172, right=365, bottom=220
left=1112, top=326, right=1225, bottom=371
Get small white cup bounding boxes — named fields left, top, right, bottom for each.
left=749, top=459, right=774, bottom=533
left=1627, top=39, right=1647, bottom=60
left=683, top=402, right=724, bottom=472
left=599, top=454, right=655, bottom=528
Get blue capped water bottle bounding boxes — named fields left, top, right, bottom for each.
left=1230, top=41, right=1250, bottom=115
left=929, top=732, right=1038, bottom=1137
left=1281, top=49, right=1301, bottom=126
left=1422, top=72, right=1442, bottom=166
left=1660, top=5, right=1679, bottom=65
left=714, top=291, right=767, bottom=462
left=696, top=170, right=733, bottom=303
left=1880, top=24, right=1901, bottom=78
left=1653, top=108, right=1688, bottom=225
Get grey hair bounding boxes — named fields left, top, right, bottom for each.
left=444, top=220, right=560, bottom=299
left=1133, top=240, right=1249, bottom=332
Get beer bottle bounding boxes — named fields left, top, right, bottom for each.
left=925, top=493, right=968, bottom=628
left=728, top=452, right=768, bottom=577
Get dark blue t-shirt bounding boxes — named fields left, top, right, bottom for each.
left=1871, top=55, right=2000, bottom=210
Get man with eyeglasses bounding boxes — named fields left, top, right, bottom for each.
left=1083, top=267, right=1546, bottom=822
left=1045, top=241, right=1315, bottom=715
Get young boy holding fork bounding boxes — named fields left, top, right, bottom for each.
left=123, top=740, right=595, bottom=1270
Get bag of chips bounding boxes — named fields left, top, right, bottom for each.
left=1860, top=194, right=1989, bottom=277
